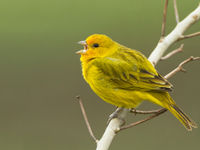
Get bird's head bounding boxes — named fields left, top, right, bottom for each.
left=77, top=34, right=117, bottom=61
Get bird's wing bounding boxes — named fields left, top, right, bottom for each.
left=92, top=55, right=173, bottom=92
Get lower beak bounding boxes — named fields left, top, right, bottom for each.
left=76, top=49, right=87, bottom=54
left=76, top=40, right=87, bottom=54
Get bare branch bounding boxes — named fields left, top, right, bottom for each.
left=160, top=44, right=184, bottom=60
left=76, top=96, right=98, bottom=143
left=164, top=56, right=200, bottom=79
left=116, top=109, right=167, bottom=133
left=173, top=0, right=180, bottom=23
left=178, top=32, right=200, bottom=41
left=130, top=108, right=166, bottom=115
left=161, top=44, right=184, bottom=60
left=96, top=109, right=128, bottom=150
left=161, top=0, right=169, bottom=37
left=149, top=5, right=200, bottom=64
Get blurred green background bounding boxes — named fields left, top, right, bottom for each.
left=0, top=0, right=199, bottom=150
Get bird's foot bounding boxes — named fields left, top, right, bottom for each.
left=129, top=108, right=137, bottom=115
left=107, top=107, right=125, bottom=125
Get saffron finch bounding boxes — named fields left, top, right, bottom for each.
left=77, top=34, right=197, bottom=131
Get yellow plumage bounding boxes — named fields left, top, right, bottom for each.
left=77, top=34, right=197, bottom=131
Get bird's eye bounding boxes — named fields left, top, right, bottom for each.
left=93, top=43, right=99, bottom=48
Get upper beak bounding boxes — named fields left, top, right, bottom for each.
left=76, top=40, right=87, bottom=54
left=78, top=40, right=87, bottom=46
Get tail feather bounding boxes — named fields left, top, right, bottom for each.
left=149, top=92, right=197, bottom=131
left=168, top=104, right=197, bottom=131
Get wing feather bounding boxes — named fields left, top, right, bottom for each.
left=92, top=48, right=173, bottom=92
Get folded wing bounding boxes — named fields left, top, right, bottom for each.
left=92, top=50, right=173, bottom=92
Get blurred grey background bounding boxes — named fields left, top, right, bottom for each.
left=0, top=0, right=199, bottom=150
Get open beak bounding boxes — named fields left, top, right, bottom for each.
left=76, top=40, right=88, bottom=54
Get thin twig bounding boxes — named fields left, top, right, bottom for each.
left=116, top=109, right=167, bottom=132
left=161, top=0, right=169, bottom=37
left=178, top=32, right=200, bottom=41
left=130, top=108, right=166, bottom=115
left=173, top=0, right=180, bottom=23
left=164, top=56, right=200, bottom=79
left=76, top=96, right=98, bottom=143
left=161, top=44, right=184, bottom=60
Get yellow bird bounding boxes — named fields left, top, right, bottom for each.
left=77, top=34, right=197, bottom=131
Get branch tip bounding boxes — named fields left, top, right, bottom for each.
left=173, top=0, right=180, bottom=23
left=76, top=95, right=80, bottom=100
left=76, top=96, right=98, bottom=143
left=161, top=0, right=169, bottom=37
left=164, top=56, right=200, bottom=79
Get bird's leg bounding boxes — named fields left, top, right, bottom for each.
left=107, top=107, right=125, bottom=125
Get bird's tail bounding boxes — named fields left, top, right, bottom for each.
left=168, top=103, right=197, bottom=131
left=150, top=92, right=197, bottom=131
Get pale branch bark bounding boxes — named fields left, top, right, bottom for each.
left=164, top=56, right=200, bottom=79
left=161, top=44, right=184, bottom=60
left=161, top=0, right=169, bottom=37
left=178, top=32, right=200, bottom=41
left=76, top=96, right=98, bottom=143
left=148, top=4, right=200, bottom=65
left=94, top=4, right=200, bottom=150
left=96, top=109, right=128, bottom=150
left=173, top=0, right=180, bottom=23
